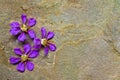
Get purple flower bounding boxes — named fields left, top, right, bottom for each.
left=9, top=44, right=39, bottom=72
left=10, top=14, right=36, bottom=42
left=33, top=27, right=56, bottom=56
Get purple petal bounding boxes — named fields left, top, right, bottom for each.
left=17, top=62, right=25, bottom=72
left=10, top=27, right=21, bottom=35
left=48, top=43, right=56, bottom=51
left=28, top=50, right=39, bottom=58
left=23, top=44, right=31, bottom=54
left=9, top=56, right=21, bottom=64
left=26, top=61, right=34, bottom=71
left=18, top=32, right=26, bottom=42
left=28, top=29, right=36, bottom=39
left=28, top=18, right=36, bottom=27
left=47, top=31, right=55, bottom=40
left=21, top=14, right=27, bottom=24
left=41, top=27, right=47, bottom=38
left=33, top=45, right=41, bottom=50
left=14, top=48, right=22, bottom=56
left=10, top=22, right=20, bottom=28
left=33, top=38, right=41, bottom=45
left=44, top=47, right=49, bottom=56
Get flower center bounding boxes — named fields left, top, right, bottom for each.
left=21, top=24, right=28, bottom=32
left=21, top=54, right=28, bottom=62
left=41, top=38, right=47, bottom=46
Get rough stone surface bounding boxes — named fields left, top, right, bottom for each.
left=0, top=0, right=120, bottom=80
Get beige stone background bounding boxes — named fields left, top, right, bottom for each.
left=0, top=0, right=120, bottom=80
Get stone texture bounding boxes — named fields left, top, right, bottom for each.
left=0, top=0, right=120, bottom=80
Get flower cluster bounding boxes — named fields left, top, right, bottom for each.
left=9, top=14, right=56, bottom=72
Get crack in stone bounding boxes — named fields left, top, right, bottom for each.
left=104, top=23, right=120, bottom=56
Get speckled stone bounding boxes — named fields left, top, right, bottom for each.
left=0, top=0, right=120, bottom=80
